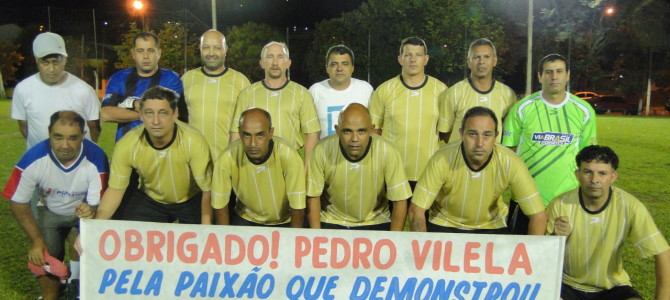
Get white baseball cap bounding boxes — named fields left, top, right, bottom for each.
left=33, top=32, right=68, bottom=58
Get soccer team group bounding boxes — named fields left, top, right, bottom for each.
left=3, top=28, right=669, bottom=300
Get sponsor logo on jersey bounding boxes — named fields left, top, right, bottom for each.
left=531, top=132, right=574, bottom=146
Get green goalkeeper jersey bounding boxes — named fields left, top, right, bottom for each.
left=502, top=91, right=597, bottom=205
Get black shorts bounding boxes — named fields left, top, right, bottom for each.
left=427, top=222, right=510, bottom=234
left=121, top=191, right=202, bottom=224
left=561, top=283, right=641, bottom=300
left=320, top=222, right=391, bottom=231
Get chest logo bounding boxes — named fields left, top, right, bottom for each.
left=531, top=132, right=574, bottom=146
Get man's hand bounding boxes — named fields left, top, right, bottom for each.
left=75, top=203, right=95, bottom=219
left=28, top=241, right=47, bottom=266
left=118, top=96, right=141, bottom=110
left=554, top=216, right=572, bottom=236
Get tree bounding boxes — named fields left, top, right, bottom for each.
left=225, top=22, right=284, bottom=82
left=0, top=41, right=25, bottom=89
left=305, top=0, right=507, bottom=86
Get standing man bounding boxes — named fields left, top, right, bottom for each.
left=409, top=107, right=547, bottom=234
left=12, top=32, right=100, bottom=149
left=4, top=111, right=108, bottom=300
left=309, top=44, right=373, bottom=139
left=212, top=108, right=306, bottom=227
left=182, top=30, right=251, bottom=160
left=548, top=145, right=669, bottom=300
left=503, top=54, right=597, bottom=234
left=101, top=31, right=186, bottom=142
left=307, top=104, right=411, bottom=230
left=369, top=37, right=447, bottom=187
left=438, top=38, right=516, bottom=143
left=94, top=87, right=212, bottom=224
left=231, top=41, right=320, bottom=166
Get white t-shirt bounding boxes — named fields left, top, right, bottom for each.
left=11, top=73, right=100, bottom=149
left=309, top=78, right=373, bottom=138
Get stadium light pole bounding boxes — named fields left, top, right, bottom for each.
left=133, top=0, right=147, bottom=31
left=211, top=0, right=217, bottom=29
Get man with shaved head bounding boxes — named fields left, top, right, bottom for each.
left=212, top=107, right=306, bottom=227
left=182, top=29, right=251, bottom=160
left=231, top=41, right=320, bottom=168
left=307, top=103, right=411, bottom=230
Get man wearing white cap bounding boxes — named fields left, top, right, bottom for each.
left=11, top=32, right=101, bottom=150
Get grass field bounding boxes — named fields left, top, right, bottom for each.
left=0, top=98, right=668, bottom=299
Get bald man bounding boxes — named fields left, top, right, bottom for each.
left=212, top=108, right=306, bottom=227
left=182, top=29, right=251, bottom=160
left=307, top=103, right=411, bottom=230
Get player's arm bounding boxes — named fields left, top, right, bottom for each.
left=200, top=191, right=213, bottom=225
left=527, top=211, right=548, bottom=235
left=307, top=196, right=321, bottom=229
left=408, top=203, right=427, bottom=232
left=10, top=201, right=47, bottom=265
left=303, top=132, right=319, bottom=169
left=390, top=199, right=408, bottom=231
left=214, top=206, right=230, bottom=225
left=94, top=187, right=125, bottom=219
left=17, top=120, right=27, bottom=139
left=290, top=209, right=305, bottom=228
left=101, top=104, right=141, bottom=123
left=87, top=120, right=101, bottom=142
left=655, top=249, right=670, bottom=300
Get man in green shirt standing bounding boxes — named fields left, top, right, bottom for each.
left=502, top=53, right=597, bottom=234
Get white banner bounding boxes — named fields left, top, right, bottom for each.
left=81, top=219, right=565, bottom=299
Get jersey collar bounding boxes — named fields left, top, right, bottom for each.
left=262, top=79, right=290, bottom=91
left=399, top=74, right=428, bottom=90
left=467, top=77, right=496, bottom=94
left=339, top=138, right=372, bottom=163
left=200, top=66, right=228, bottom=78
left=247, top=140, right=275, bottom=166
left=579, top=187, right=613, bottom=215
left=144, top=125, right=178, bottom=150
left=460, top=143, right=493, bottom=172
left=540, top=91, right=570, bottom=108
left=49, top=144, right=85, bottom=173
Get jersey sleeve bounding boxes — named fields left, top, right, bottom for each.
left=306, top=142, right=326, bottom=197
left=411, top=153, right=447, bottom=210
left=369, top=88, right=385, bottom=129
left=10, top=85, right=26, bottom=120
left=211, top=152, right=234, bottom=209
left=2, top=166, right=37, bottom=204
left=229, top=90, right=248, bottom=133
left=189, top=133, right=213, bottom=192
left=545, top=196, right=563, bottom=235
left=299, top=89, right=320, bottom=134
left=502, top=102, right=523, bottom=147
left=579, top=107, right=597, bottom=149
left=101, top=73, right=126, bottom=107
left=627, top=198, right=670, bottom=258
left=437, top=87, right=455, bottom=133
left=108, top=138, right=134, bottom=190
left=281, top=145, right=306, bottom=210
left=508, top=154, right=545, bottom=215
left=383, top=142, right=412, bottom=201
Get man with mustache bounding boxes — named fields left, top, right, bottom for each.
left=369, top=36, right=447, bottom=191
left=409, top=106, right=547, bottom=235
left=306, top=103, right=411, bottom=230
left=231, top=41, right=320, bottom=168
left=547, top=145, right=669, bottom=300
left=182, top=30, right=250, bottom=160
left=212, top=108, right=306, bottom=227
left=101, top=32, right=186, bottom=142
left=94, top=86, right=213, bottom=224
left=439, top=38, right=516, bottom=143
left=503, top=54, right=597, bottom=234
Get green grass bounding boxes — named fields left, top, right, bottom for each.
left=0, top=99, right=668, bottom=299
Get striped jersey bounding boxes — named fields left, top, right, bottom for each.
left=307, top=135, right=412, bottom=226
left=109, top=122, right=212, bottom=204
left=412, top=143, right=544, bottom=230
left=438, top=78, right=516, bottom=143
left=547, top=187, right=669, bottom=292
left=231, top=81, right=320, bottom=150
left=182, top=67, right=251, bottom=160
left=3, top=139, right=109, bottom=216
left=502, top=91, right=597, bottom=205
left=211, top=138, right=306, bottom=225
left=369, top=75, right=447, bottom=180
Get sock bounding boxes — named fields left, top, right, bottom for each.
left=69, top=261, right=80, bottom=282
